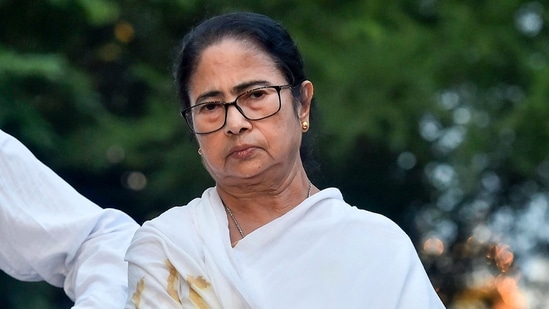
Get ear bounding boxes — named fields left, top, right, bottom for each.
left=298, top=80, right=314, bottom=122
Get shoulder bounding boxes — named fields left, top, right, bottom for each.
left=0, top=130, right=33, bottom=161
left=130, top=188, right=217, bottom=244
left=347, top=206, right=406, bottom=239
left=314, top=188, right=412, bottom=243
left=125, top=189, right=221, bottom=265
left=125, top=203, right=197, bottom=263
left=0, top=129, right=14, bottom=148
left=135, top=200, right=198, bottom=240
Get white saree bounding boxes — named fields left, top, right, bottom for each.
left=125, top=187, right=445, bottom=309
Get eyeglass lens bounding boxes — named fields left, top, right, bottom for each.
left=184, top=86, right=288, bottom=134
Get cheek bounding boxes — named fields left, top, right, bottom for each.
left=198, top=137, right=222, bottom=162
left=277, top=100, right=300, bottom=127
left=268, top=116, right=301, bottom=152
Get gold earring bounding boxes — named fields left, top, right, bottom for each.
left=301, top=121, right=309, bottom=131
left=198, top=148, right=203, bottom=155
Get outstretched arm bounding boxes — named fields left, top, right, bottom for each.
left=0, top=129, right=139, bottom=308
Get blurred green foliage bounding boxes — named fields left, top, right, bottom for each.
left=1, top=0, right=549, bottom=307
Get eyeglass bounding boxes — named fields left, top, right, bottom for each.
left=181, top=85, right=292, bottom=134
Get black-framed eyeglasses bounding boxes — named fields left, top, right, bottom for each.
left=181, top=85, right=292, bottom=134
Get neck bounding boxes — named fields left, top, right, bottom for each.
left=217, top=173, right=315, bottom=242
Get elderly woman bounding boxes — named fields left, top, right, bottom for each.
left=125, top=12, right=445, bottom=309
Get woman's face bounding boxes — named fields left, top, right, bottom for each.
left=188, top=38, right=312, bottom=187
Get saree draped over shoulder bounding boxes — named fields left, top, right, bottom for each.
left=125, top=187, right=445, bottom=309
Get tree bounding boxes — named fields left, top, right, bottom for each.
left=1, top=0, right=548, bottom=307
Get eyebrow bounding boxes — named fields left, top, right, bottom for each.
left=194, top=80, right=271, bottom=104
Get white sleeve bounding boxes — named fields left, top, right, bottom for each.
left=125, top=226, right=189, bottom=309
left=0, top=129, right=139, bottom=309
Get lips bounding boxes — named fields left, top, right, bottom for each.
left=228, top=144, right=257, bottom=159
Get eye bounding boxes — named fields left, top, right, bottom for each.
left=198, top=102, right=223, bottom=113
left=247, top=88, right=270, bottom=100
left=238, top=87, right=276, bottom=107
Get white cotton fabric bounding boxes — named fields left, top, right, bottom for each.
left=125, top=187, right=446, bottom=309
left=0, top=129, right=139, bottom=309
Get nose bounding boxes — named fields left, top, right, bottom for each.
left=224, top=104, right=251, bottom=135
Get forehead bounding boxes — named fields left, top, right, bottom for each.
left=189, top=38, right=284, bottom=96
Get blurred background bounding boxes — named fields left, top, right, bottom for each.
left=1, top=0, right=548, bottom=308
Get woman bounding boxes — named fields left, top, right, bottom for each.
left=125, top=12, right=445, bottom=308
